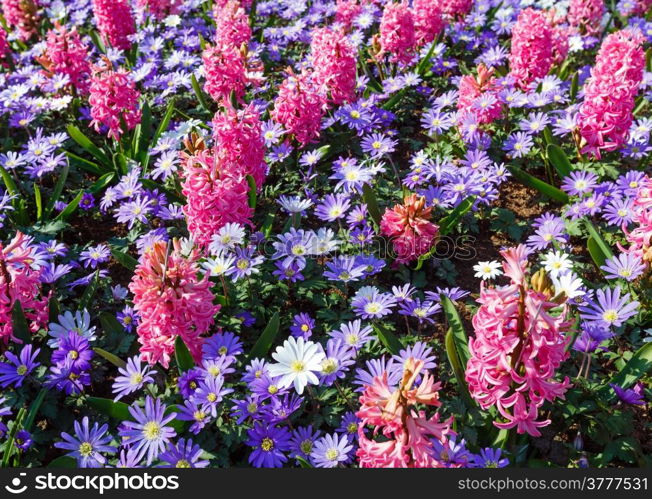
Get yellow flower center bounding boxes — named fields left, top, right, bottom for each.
left=78, top=442, right=93, bottom=457
left=261, top=438, right=274, bottom=452
left=143, top=421, right=161, bottom=440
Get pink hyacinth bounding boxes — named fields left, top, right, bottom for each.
left=335, top=0, right=362, bottom=29
left=576, top=29, right=645, bottom=158
left=214, top=0, right=252, bottom=9
left=180, top=136, right=254, bottom=248
left=213, top=0, right=251, bottom=48
left=129, top=240, right=220, bottom=368
left=136, top=0, right=180, bottom=20
left=568, top=0, right=605, bottom=36
left=92, top=0, right=135, bottom=51
left=0, top=27, right=9, bottom=65
left=212, top=103, right=266, bottom=188
left=356, top=358, right=453, bottom=468
left=380, top=194, right=439, bottom=264
left=440, top=0, right=473, bottom=19
left=377, top=1, right=416, bottom=65
left=0, top=232, right=49, bottom=344
left=88, top=63, right=142, bottom=141
left=457, top=64, right=502, bottom=125
left=508, top=8, right=555, bottom=90
left=1, top=0, right=39, bottom=41
left=271, top=69, right=325, bottom=147
left=625, top=0, right=652, bottom=16
left=202, top=42, right=248, bottom=103
left=39, top=23, right=91, bottom=94
left=465, top=245, right=573, bottom=437
left=413, top=0, right=445, bottom=47
left=309, top=27, right=357, bottom=106
left=622, top=176, right=652, bottom=265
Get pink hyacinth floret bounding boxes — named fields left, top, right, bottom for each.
left=380, top=194, right=439, bottom=264
left=88, top=63, right=142, bottom=141
left=92, top=0, right=135, bottom=51
left=40, top=23, right=91, bottom=93
left=465, top=245, right=573, bottom=437
left=1, top=0, right=39, bottom=41
left=568, top=0, right=605, bottom=36
left=0, top=232, right=49, bottom=344
left=413, top=0, right=445, bottom=47
left=202, top=42, right=248, bottom=103
left=0, top=26, right=9, bottom=64
left=576, top=29, right=646, bottom=159
left=457, top=64, right=503, bottom=125
left=310, top=27, right=357, bottom=106
left=508, top=8, right=555, bottom=91
left=622, top=176, right=652, bottom=265
left=335, top=0, right=362, bottom=29
left=378, top=1, right=416, bottom=65
left=136, top=0, right=180, bottom=20
left=440, top=0, right=473, bottom=19
left=129, top=240, right=220, bottom=368
left=356, top=358, right=453, bottom=468
left=213, top=0, right=251, bottom=48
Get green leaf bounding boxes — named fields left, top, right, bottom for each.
left=135, top=101, right=153, bottom=163
left=141, top=179, right=185, bottom=205
left=373, top=323, right=402, bottom=355
left=246, top=174, right=257, bottom=209
left=583, top=218, right=614, bottom=259
left=65, top=151, right=103, bottom=175
left=546, top=144, right=572, bottom=179
left=0, top=165, right=27, bottom=224
left=603, top=343, right=652, bottom=392
left=100, top=312, right=127, bottom=336
left=445, top=329, right=474, bottom=406
left=191, top=73, right=211, bottom=113
left=23, top=388, right=47, bottom=432
left=151, top=101, right=175, bottom=148
left=416, top=39, right=437, bottom=76
left=111, top=247, right=138, bottom=271
left=441, top=295, right=470, bottom=366
left=48, top=456, right=77, bottom=468
left=88, top=30, right=106, bottom=54
left=634, top=97, right=648, bottom=117
left=34, top=183, right=42, bottom=221
left=66, top=125, right=112, bottom=168
left=175, top=335, right=195, bottom=372
left=78, top=271, right=100, bottom=310
left=48, top=295, right=61, bottom=324
left=439, top=195, right=476, bottom=236
left=296, top=456, right=313, bottom=468
left=507, top=165, right=569, bottom=204
left=89, top=172, right=116, bottom=194
left=87, top=397, right=132, bottom=421
left=362, top=183, right=381, bottom=227
left=11, top=301, right=31, bottom=344
left=587, top=236, right=608, bottom=269
left=249, top=311, right=280, bottom=359
left=94, top=347, right=127, bottom=369
left=54, top=190, right=84, bottom=222
left=43, top=163, right=69, bottom=219
left=1, top=408, right=25, bottom=468
left=569, top=71, right=579, bottom=102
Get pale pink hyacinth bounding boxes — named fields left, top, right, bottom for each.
left=412, top=0, right=445, bottom=47
left=92, top=0, right=135, bottom=51
left=0, top=27, right=9, bottom=65
left=508, top=8, right=555, bottom=90
left=1, top=0, right=39, bottom=41
left=465, top=245, right=573, bottom=437
left=202, top=42, right=248, bottom=103
left=0, top=232, right=49, bottom=344
left=549, top=12, right=570, bottom=66
left=440, top=0, right=473, bottom=19
left=335, top=0, right=362, bottom=29
left=380, top=194, right=439, bottom=264
left=212, top=103, right=266, bottom=188
left=271, top=69, right=325, bottom=147
left=136, top=0, right=180, bottom=20
left=576, top=29, right=645, bottom=159
left=568, top=0, right=605, bottom=36
left=378, top=1, right=416, bottom=65
left=622, top=176, right=652, bottom=265
left=180, top=136, right=254, bottom=248
left=457, top=64, right=503, bottom=125
left=309, top=27, right=357, bottom=106
left=213, top=0, right=252, bottom=9
left=356, top=358, right=453, bottom=468
left=213, top=0, right=251, bottom=48
left=88, top=63, right=142, bottom=141
left=39, top=23, right=91, bottom=94
left=129, top=240, right=220, bottom=368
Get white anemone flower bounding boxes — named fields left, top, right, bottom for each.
left=267, top=337, right=325, bottom=394
left=473, top=260, right=503, bottom=280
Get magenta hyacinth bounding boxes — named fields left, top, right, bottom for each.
left=202, top=42, right=248, bottom=103
left=568, top=0, right=605, bottom=36
left=309, top=27, right=357, bottom=106
left=440, top=0, right=473, bottom=19
left=1, top=0, right=39, bottom=41
left=377, top=1, right=416, bottom=65
left=577, top=29, right=646, bottom=158
left=413, top=0, right=445, bottom=47
left=508, top=8, right=555, bottom=90
left=92, top=0, right=135, bottom=51
left=136, top=0, right=180, bottom=20
left=40, top=23, right=91, bottom=94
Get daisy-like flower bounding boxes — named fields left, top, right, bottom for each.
left=54, top=417, right=115, bottom=468
left=159, top=438, right=209, bottom=468
left=0, top=345, right=40, bottom=388
left=601, top=253, right=646, bottom=282
left=201, top=253, right=236, bottom=277
left=112, top=356, right=155, bottom=401
left=48, top=310, right=96, bottom=348
left=310, top=433, right=353, bottom=468
left=551, top=272, right=586, bottom=300
left=208, top=223, right=246, bottom=254
left=579, top=286, right=640, bottom=328
left=277, top=195, right=314, bottom=214
left=267, top=337, right=325, bottom=394
left=246, top=423, right=292, bottom=468
left=328, top=320, right=374, bottom=350
left=473, top=260, right=503, bottom=280
left=541, top=251, right=573, bottom=277
left=119, top=397, right=177, bottom=465
left=351, top=286, right=397, bottom=320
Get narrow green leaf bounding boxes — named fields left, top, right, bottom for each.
left=191, top=73, right=211, bottom=113
left=246, top=174, right=257, bottom=209
left=89, top=172, right=116, bottom=194
left=1, top=408, right=26, bottom=468
left=362, top=183, right=382, bottom=227
left=0, top=164, right=19, bottom=197
left=78, top=271, right=99, bottom=310
left=54, top=190, right=84, bottom=222
left=439, top=195, right=476, bottom=236
left=296, top=456, right=313, bottom=468
left=94, top=347, right=127, bottom=369
left=34, top=183, right=42, bottom=221
left=88, top=30, right=106, bottom=53
left=43, top=163, right=69, bottom=219
left=48, top=295, right=60, bottom=324
left=603, top=343, right=652, bottom=391
left=249, top=311, right=280, bottom=359
left=151, top=100, right=175, bottom=148
left=546, top=144, right=572, bottom=179
left=445, top=329, right=474, bottom=406
left=111, top=248, right=138, bottom=271
left=569, top=71, right=579, bottom=102
left=441, top=295, right=470, bottom=366
left=23, top=389, right=47, bottom=432
left=587, top=236, right=608, bottom=269
left=583, top=218, right=614, bottom=259
left=141, top=179, right=185, bottom=205
left=261, top=213, right=275, bottom=238
left=136, top=101, right=153, bottom=163
left=100, top=312, right=127, bottom=337
left=175, top=335, right=195, bottom=372
left=543, top=126, right=555, bottom=146
left=416, top=40, right=437, bottom=76
left=66, top=125, right=112, bottom=168
left=507, top=165, right=569, bottom=204
left=48, top=456, right=78, bottom=468
left=633, top=97, right=648, bottom=117
left=87, top=397, right=132, bottom=421
left=65, top=151, right=103, bottom=175
left=11, top=301, right=31, bottom=344
left=373, top=323, right=402, bottom=355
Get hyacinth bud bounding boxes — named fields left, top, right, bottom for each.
left=531, top=268, right=555, bottom=297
